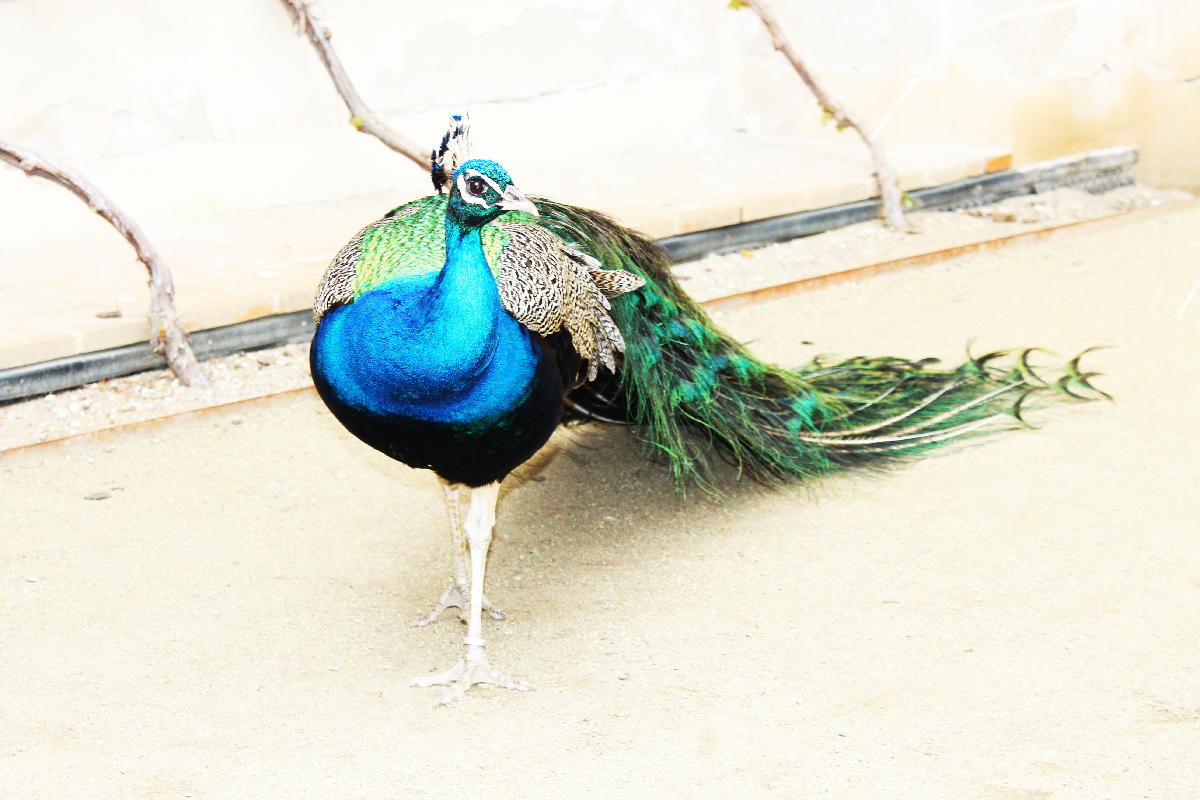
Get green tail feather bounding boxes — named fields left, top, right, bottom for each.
left=534, top=198, right=1107, bottom=491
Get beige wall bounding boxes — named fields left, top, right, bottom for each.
left=741, top=1, right=1200, bottom=188
left=2, top=0, right=1198, bottom=241
left=1006, top=2, right=1200, bottom=188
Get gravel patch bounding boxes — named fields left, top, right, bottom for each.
left=1, top=344, right=314, bottom=450
left=672, top=185, right=1193, bottom=301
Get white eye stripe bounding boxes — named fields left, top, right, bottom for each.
left=456, top=170, right=504, bottom=207
left=465, top=170, right=503, bottom=194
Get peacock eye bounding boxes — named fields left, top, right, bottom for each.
left=467, top=177, right=486, bottom=196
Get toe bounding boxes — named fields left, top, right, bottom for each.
left=410, top=659, right=465, bottom=688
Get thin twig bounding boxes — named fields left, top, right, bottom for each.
left=280, top=0, right=428, bottom=169
left=735, top=0, right=910, bottom=231
left=0, top=137, right=209, bottom=388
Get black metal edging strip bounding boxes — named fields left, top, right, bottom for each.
left=658, top=144, right=1138, bottom=262
left=0, top=146, right=1137, bottom=403
left=0, top=311, right=315, bottom=403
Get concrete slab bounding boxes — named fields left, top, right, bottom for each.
left=1, top=201, right=1197, bottom=798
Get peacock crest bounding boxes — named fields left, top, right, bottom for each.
left=430, top=113, right=471, bottom=195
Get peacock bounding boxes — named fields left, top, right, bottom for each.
left=309, top=115, right=1104, bottom=704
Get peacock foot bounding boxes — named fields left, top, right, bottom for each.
left=409, top=582, right=507, bottom=627
left=410, top=650, right=534, bottom=705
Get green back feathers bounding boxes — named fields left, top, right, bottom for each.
left=352, top=195, right=446, bottom=295
left=350, top=194, right=537, bottom=298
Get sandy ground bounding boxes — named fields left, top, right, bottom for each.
left=2, top=200, right=1199, bottom=799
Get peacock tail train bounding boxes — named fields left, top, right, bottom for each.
left=533, top=198, right=1107, bottom=491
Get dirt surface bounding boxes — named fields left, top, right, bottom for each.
left=2, top=199, right=1199, bottom=799
left=2, top=184, right=1189, bottom=452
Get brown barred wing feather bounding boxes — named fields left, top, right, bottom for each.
left=494, top=222, right=644, bottom=382
left=584, top=257, right=646, bottom=298
left=313, top=225, right=367, bottom=324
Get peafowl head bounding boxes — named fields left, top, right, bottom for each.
left=446, top=159, right=538, bottom=229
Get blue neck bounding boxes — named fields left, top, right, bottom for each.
left=437, top=217, right=497, bottom=312
left=400, top=218, right=501, bottom=385
left=312, top=213, right=545, bottom=425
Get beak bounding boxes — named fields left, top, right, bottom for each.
left=497, top=184, right=539, bottom=217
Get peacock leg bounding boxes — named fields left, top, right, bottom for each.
left=410, top=478, right=507, bottom=627
left=410, top=481, right=534, bottom=704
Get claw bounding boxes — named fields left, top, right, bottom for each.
left=411, top=653, right=534, bottom=705
left=410, top=582, right=507, bottom=627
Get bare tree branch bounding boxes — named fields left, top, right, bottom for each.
left=280, top=0, right=428, bottom=169
left=735, top=0, right=910, bottom=231
left=0, top=137, right=210, bottom=388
